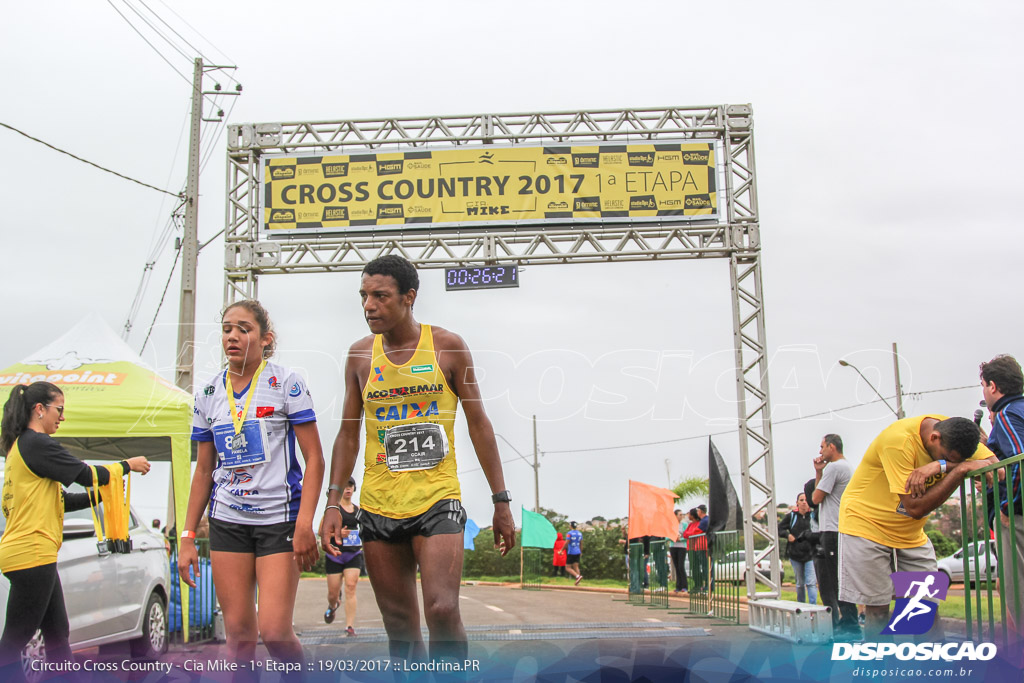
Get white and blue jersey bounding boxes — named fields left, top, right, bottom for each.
left=191, top=361, right=316, bottom=525
left=566, top=529, right=582, bottom=555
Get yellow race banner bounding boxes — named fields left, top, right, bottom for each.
left=262, top=143, right=717, bottom=232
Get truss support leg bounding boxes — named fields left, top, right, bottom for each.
left=729, top=251, right=780, bottom=599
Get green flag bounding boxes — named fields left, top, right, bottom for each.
left=521, top=507, right=557, bottom=548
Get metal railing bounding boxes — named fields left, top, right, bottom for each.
left=686, top=531, right=741, bottom=624
left=649, top=540, right=670, bottom=608
left=628, top=542, right=647, bottom=604
left=521, top=547, right=544, bottom=590
left=959, top=452, right=1024, bottom=644
left=168, top=539, right=218, bottom=644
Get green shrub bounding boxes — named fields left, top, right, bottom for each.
left=926, top=529, right=957, bottom=559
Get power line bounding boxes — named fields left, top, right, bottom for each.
left=106, top=0, right=225, bottom=111
left=124, top=90, right=235, bottom=341
left=123, top=199, right=187, bottom=339
left=199, top=96, right=238, bottom=174
left=135, top=0, right=212, bottom=65
left=118, top=0, right=192, bottom=63
left=460, top=456, right=529, bottom=476
left=145, top=105, right=190, bottom=255
left=104, top=0, right=190, bottom=85
left=139, top=241, right=182, bottom=354
left=154, top=0, right=237, bottom=70
left=542, top=384, right=978, bottom=455
left=0, top=122, right=182, bottom=198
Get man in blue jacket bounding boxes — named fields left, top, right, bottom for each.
left=980, top=354, right=1024, bottom=637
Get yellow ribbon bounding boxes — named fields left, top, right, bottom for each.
left=87, top=465, right=105, bottom=543
left=86, top=463, right=130, bottom=544
left=226, top=360, right=266, bottom=436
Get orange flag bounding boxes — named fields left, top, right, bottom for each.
left=627, top=480, right=679, bottom=538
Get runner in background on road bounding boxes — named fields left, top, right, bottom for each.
left=565, top=521, right=583, bottom=585
left=322, top=476, right=362, bottom=637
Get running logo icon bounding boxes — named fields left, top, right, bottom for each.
left=883, top=571, right=950, bottom=635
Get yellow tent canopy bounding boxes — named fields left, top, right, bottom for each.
left=0, top=314, right=195, bottom=636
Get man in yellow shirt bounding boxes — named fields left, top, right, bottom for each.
left=838, top=415, right=995, bottom=637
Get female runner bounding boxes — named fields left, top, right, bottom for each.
left=322, top=476, right=362, bottom=636
left=178, top=300, right=324, bottom=675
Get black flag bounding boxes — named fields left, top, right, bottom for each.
left=708, top=438, right=743, bottom=533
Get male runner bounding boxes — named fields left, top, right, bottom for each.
left=321, top=255, right=516, bottom=661
left=565, top=521, right=583, bottom=585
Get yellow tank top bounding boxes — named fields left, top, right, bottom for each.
left=361, top=324, right=461, bottom=518
left=0, top=440, right=65, bottom=572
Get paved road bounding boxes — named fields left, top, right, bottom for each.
left=146, top=578, right=782, bottom=681
left=75, top=578, right=1003, bottom=681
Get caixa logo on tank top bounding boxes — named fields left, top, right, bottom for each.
left=374, top=401, right=440, bottom=422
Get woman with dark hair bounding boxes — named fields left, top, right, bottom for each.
left=322, top=476, right=362, bottom=636
left=0, top=382, right=150, bottom=682
left=779, top=492, right=818, bottom=605
left=178, top=300, right=324, bottom=676
left=671, top=509, right=689, bottom=594
left=682, top=508, right=707, bottom=592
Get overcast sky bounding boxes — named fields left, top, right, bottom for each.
left=2, top=1, right=1021, bottom=530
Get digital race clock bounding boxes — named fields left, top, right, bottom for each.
left=444, top=265, right=519, bottom=291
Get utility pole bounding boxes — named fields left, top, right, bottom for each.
left=532, top=415, right=540, bottom=513
left=169, top=60, right=239, bottom=546
left=173, top=58, right=240, bottom=392
left=174, top=57, right=203, bottom=394
left=892, top=342, right=905, bottom=419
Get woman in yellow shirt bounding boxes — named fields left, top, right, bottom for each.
left=0, top=382, right=149, bottom=682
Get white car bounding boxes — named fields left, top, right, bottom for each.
left=937, top=541, right=998, bottom=587
left=713, top=550, right=772, bottom=585
left=0, top=489, right=170, bottom=675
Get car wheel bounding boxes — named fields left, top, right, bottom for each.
left=130, top=592, right=168, bottom=660
left=21, top=630, right=44, bottom=683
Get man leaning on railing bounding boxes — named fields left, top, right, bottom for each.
left=980, top=354, right=1024, bottom=638
left=837, top=415, right=996, bottom=639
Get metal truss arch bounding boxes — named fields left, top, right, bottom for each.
left=222, top=105, right=779, bottom=598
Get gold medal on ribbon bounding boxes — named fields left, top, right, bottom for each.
left=226, top=360, right=266, bottom=435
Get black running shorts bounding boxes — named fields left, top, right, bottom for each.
left=208, top=518, right=295, bottom=557
left=356, top=498, right=467, bottom=543
left=325, top=551, right=364, bottom=574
